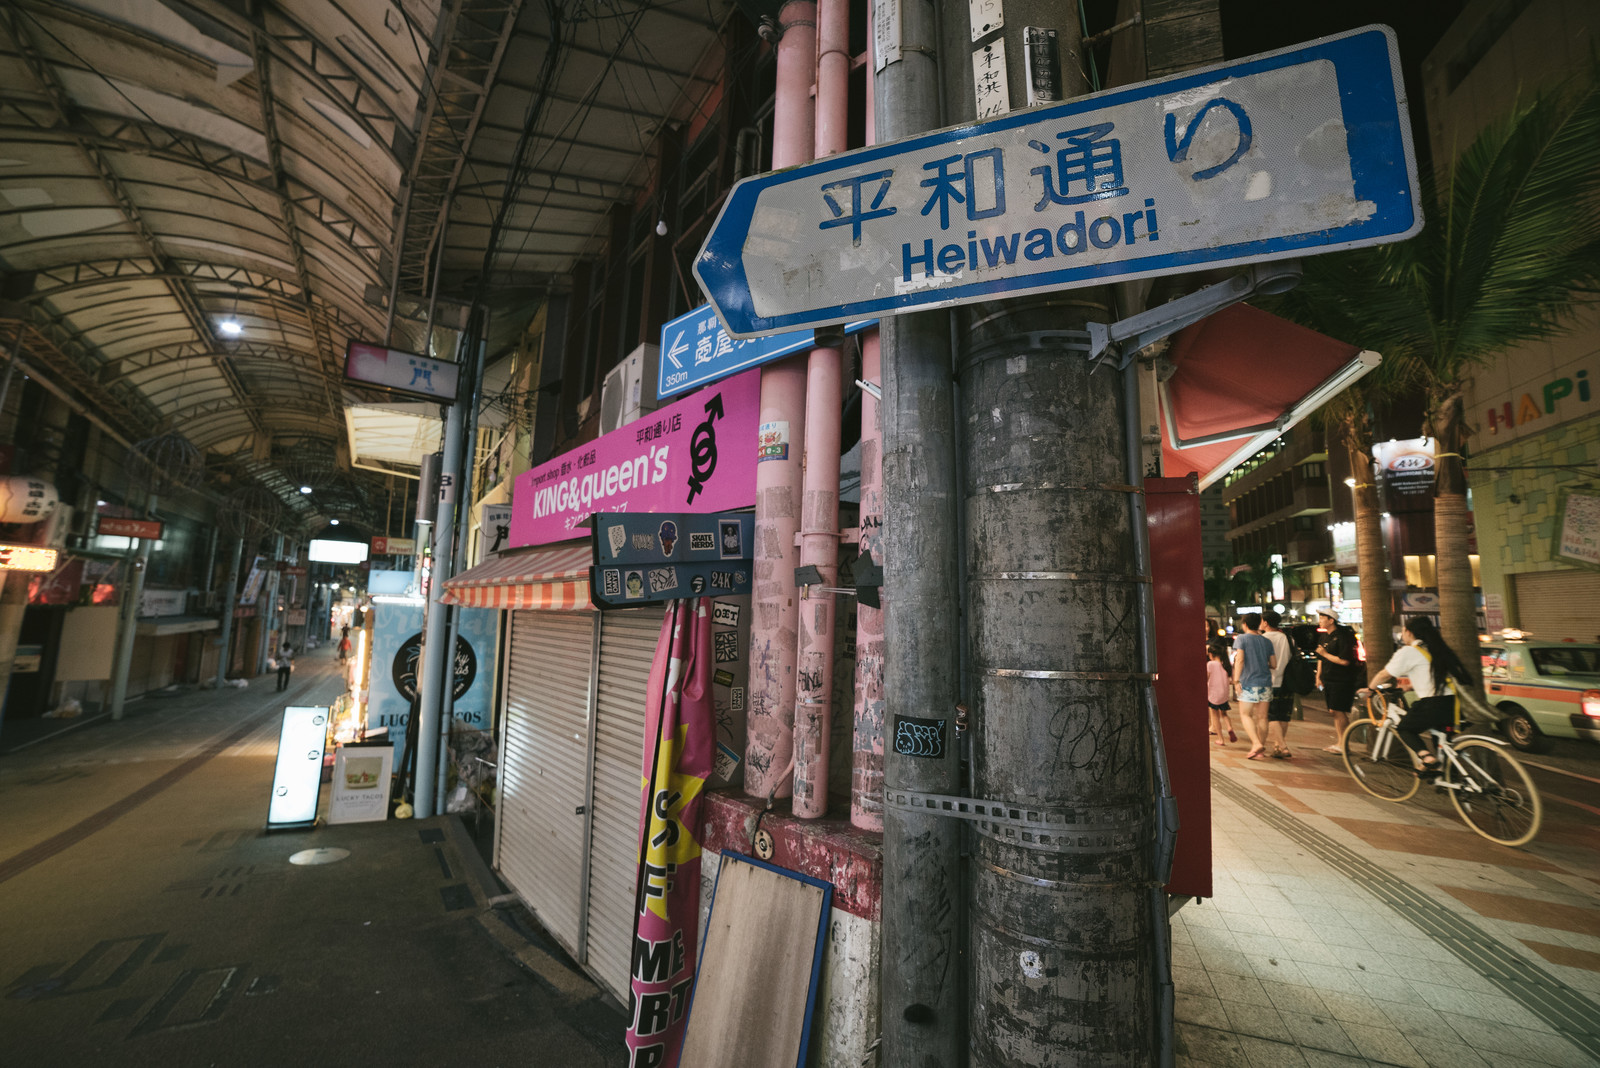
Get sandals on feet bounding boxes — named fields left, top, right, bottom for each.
left=1246, top=746, right=1266, bottom=760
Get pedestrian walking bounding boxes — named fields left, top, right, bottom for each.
left=1206, top=640, right=1238, bottom=746
left=338, top=633, right=352, bottom=661
left=1261, top=610, right=1295, bottom=758
left=1315, top=608, right=1361, bottom=750
left=1232, top=614, right=1274, bottom=759
left=275, top=641, right=294, bottom=692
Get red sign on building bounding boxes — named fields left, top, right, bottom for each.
left=371, top=536, right=416, bottom=555
left=98, top=516, right=164, bottom=539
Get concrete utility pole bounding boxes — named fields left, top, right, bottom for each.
left=875, top=0, right=966, bottom=1064
left=414, top=326, right=470, bottom=819
left=936, top=5, right=1160, bottom=1064
left=214, top=536, right=243, bottom=686
left=109, top=494, right=156, bottom=719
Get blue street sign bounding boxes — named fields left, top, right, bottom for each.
left=658, top=303, right=876, bottom=400
left=695, top=26, right=1421, bottom=339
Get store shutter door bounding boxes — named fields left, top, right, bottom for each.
left=496, top=610, right=596, bottom=958
left=583, top=606, right=665, bottom=1003
left=1513, top=570, right=1600, bottom=642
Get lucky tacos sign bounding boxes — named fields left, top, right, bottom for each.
left=509, top=369, right=760, bottom=548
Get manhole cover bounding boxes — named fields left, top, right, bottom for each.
left=288, top=847, right=350, bottom=866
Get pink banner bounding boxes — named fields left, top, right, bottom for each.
left=509, top=370, right=760, bottom=548
left=626, top=600, right=714, bottom=1068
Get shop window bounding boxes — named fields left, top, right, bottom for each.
left=1402, top=554, right=1438, bottom=588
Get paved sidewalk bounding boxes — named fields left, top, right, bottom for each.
left=1176, top=712, right=1600, bottom=1067
left=0, top=647, right=625, bottom=1067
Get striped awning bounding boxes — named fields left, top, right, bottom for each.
left=439, top=540, right=593, bottom=610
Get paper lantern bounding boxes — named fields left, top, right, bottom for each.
left=0, top=477, right=59, bottom=524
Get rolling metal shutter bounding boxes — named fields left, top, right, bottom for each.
left=496, top=610, right=597, bottom=959
left=1513, top=570, right=1600, bottom=642
left=582, top=606, right=664, bottom=1003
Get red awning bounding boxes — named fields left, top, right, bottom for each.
left=439, top=540, right=593, bottom=610
left=1158, top=303, right=1378, bottom=489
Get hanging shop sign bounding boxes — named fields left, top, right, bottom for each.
left=590, top=512, right=755, bottom=609
left=139, top=587, right=187, bottom=617
left=344, top=341, right=461, bottom=402
left=97, top=516, right=163, bottom=540
left=239, top=556, right=267, bottom=605
left=1552, top=486, right=1600, bottom=571
left=0, top=544, right=58, bottom=572
left=509, top=369, right=761, bottom=548
left=1372, top=437, right=1435, bottom=501
left=371, top=536, right=416, bottom=555
left=478, top=503, right=513, bottom=560
left=657, top=301, right=876, bottom=399
left=265, top=705, right=329, bottom=829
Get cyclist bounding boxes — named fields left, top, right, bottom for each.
left=1359, top=615, right=1473, bottom=776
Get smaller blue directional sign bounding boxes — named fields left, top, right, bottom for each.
left=696, top=25, right=1421, bottom=339
left=658, top=303, right=876, bottom=400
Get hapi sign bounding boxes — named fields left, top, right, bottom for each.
left=696, top=26, right=1420, bottom=337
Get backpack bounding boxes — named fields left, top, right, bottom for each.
left=1283, top=649, right=1315, bottom=696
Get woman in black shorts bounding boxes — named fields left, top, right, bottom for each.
left=1315, top=609, right=1360, bottom=751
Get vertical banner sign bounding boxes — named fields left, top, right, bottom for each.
left=627, top=601, right=714, bottom=1068
left=366, top=603, right=426, bottom=742
left=451, top=608, right=499, bottom=729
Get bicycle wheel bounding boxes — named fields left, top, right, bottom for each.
left=1341, top=719, right=1419, bottom=802
left=1446, top=739, right=1543, bottom=847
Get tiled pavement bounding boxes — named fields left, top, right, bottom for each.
left=1175, top=715, right=1600, bottom=1067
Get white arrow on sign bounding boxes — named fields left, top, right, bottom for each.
left=695, top=25, right=1421, bottom=339
left=666, top=328, right=689, bottom=370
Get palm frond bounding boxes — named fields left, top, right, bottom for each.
left=1434, top=69, right=1600, bottom=369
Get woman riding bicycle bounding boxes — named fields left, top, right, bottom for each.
left=1360, top=616, right=1473, bottom=776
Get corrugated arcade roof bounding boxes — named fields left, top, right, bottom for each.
left=0, top=0, right=732, bottom=528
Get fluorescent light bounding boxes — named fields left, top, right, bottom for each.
left=308, top=539, right=368, bottom=564
left=299, top=485, right=313, bottom=494
left=219, top=320, right=242, bottom=336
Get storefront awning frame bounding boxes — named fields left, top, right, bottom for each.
left=438, top=540, right=592, bottom=611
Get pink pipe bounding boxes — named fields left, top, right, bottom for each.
left=850, top=1, right=884, bottom=831
left=850, top=330, right=884, bottom=830
left=743, top=1, right=816, bottom=802
left=791, top=0, right=850, bottom=820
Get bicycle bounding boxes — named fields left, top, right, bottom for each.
left=1341, top=686, right=1542, bottom=846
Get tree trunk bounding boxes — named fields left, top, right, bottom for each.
left=1345, top=420, right=1394, bottom=677
left=1430, top=388, right=1481, bottom=688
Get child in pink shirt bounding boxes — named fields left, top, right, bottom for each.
left=1206, top=640, right=1237, bottom=746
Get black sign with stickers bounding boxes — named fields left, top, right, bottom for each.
left=589, top=511, right=754, bottom=609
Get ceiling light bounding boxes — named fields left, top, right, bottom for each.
left=300, top=485, right=313, bottom=494
left=330, top=518, right=340, bottom=525
left=219, top=319, right=242, bottom=336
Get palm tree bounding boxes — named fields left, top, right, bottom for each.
left=1266, top=71, right=1600, bottom=685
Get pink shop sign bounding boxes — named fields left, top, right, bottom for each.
left=509, top=369, right=760, bottom=548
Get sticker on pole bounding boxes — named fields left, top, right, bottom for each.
left=696, top=25, right=1421, bottom=338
